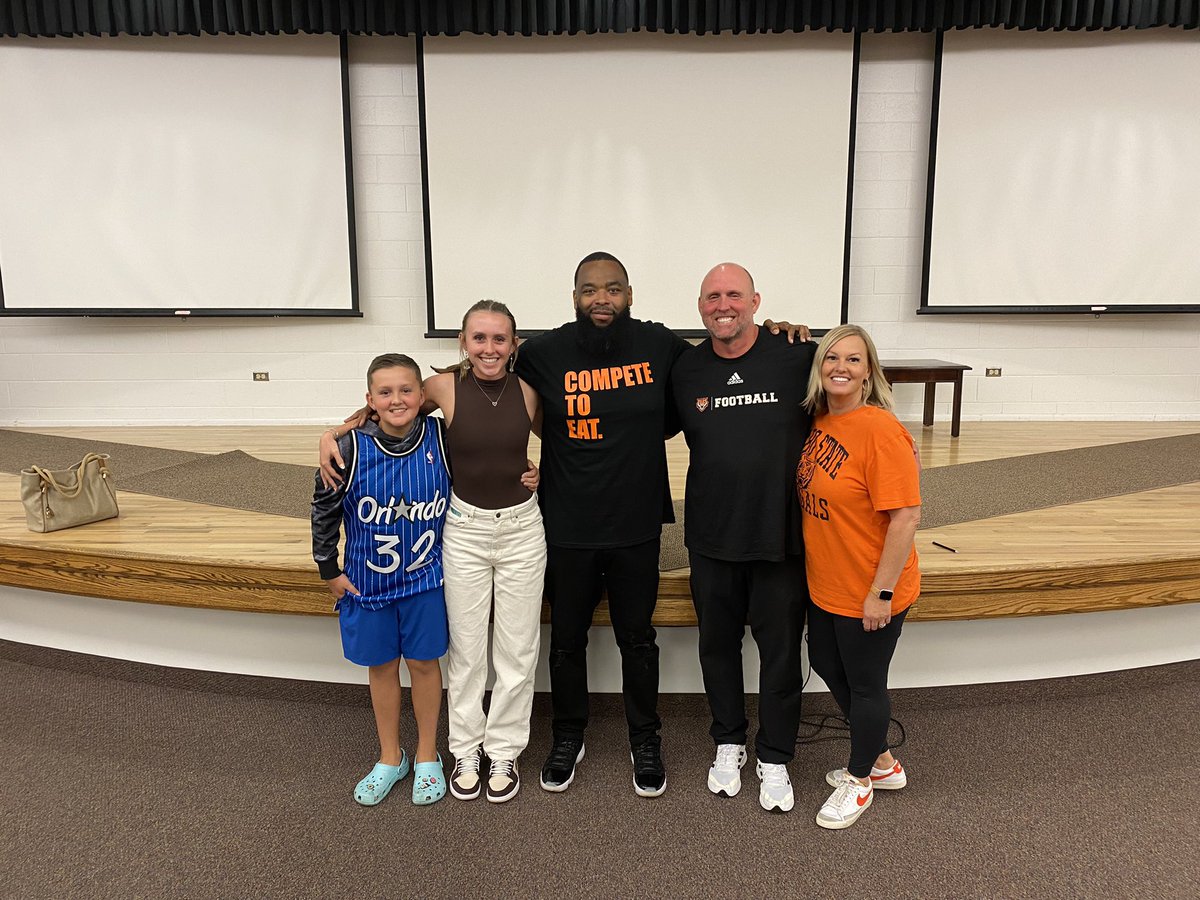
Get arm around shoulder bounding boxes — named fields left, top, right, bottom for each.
left=423, top=372, right=455, bottom=425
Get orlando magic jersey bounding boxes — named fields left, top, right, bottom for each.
left=341, top=417, right=451, bottom=609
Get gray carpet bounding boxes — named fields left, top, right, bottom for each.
left=0, top=428, right=204, bottom=479
left=123, top=449, right=315, bottom=519
left=1, top=639, right=1197, bottom=900
left=660, top=500, right=688, bottom=571
left=918, top=432, right=1200, bottom=530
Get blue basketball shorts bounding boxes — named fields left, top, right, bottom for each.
left=337, top=586, right=449, bottom=666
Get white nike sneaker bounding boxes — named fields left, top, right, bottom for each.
left=816, top=771, right=873, bottom=830
left=825, top=760, right=907, bottom=791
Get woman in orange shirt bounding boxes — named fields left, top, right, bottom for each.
left=796, top=324, right=921, bottom=830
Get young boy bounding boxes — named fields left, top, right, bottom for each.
left=312, top=353, right=451, bottom=806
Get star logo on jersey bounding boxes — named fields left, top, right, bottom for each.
left=726, top=372, right=744, bottom=386
left=390, top=495, right=414, bottom=522
left=695, top=397, right=710, bottom=413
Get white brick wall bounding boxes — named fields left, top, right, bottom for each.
left=1, top=32, right=1197, bottom=425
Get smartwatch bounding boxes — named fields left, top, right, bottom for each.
left=876, top=589, right=894, bottom=602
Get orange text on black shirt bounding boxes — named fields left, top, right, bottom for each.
left=561, top=362, right=654, bottom=440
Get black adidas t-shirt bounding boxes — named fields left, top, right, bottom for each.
left=670, top=326, right=816, bottom=562
left=517, top=318, right=690, bottom=549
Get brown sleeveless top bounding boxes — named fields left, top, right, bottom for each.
left=446, top=372, right=533, bottom=509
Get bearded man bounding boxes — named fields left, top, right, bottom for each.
left=516, top=251, right=688, bottom=798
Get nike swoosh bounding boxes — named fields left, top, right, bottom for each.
left=856, top=790, right=871, bottom=807
left=870, top=766, right=899, bottom=781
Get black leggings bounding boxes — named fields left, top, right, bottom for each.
left=806, top=601, right=908, bottom=778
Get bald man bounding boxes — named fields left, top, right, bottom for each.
left=669, top=263, right=816, bottom=813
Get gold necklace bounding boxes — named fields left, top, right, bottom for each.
left=470, top=371, right=509, bottom=408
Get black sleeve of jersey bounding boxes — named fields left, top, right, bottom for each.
left=311, top=434, right=356, bottom=581
left=663, top=330, right=693, bottom=439
left=513, top=331, right=544, bottom=381
left=664, top=367, right=683, bottom=439
left=667, top=329, right=692, bottom=362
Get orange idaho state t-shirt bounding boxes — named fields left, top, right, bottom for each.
left=796, top=405, right=921, bottom=618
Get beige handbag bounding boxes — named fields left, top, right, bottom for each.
left=20, top=453, right=119, bottom=533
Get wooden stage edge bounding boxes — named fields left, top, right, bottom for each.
left=2, top=422, right=1200, bottom=625
left=2, top=542, right=1199, bottom=626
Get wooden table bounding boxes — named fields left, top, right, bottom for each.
left=881, top=359, right=972, bottom=437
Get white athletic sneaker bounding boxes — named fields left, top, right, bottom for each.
left=825, top=760, right=907, bottom=791
left=816, top=771, right=873, bottom=830
left=707, top=744, right=747, bottom=797
left=756, top=761, right=794, bottom=813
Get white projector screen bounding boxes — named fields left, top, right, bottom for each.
left=0, top=34, right=357, bottom=316
left=924, top=28, right=1200, bottom=314
left=420, top=32, right=855, bottom=334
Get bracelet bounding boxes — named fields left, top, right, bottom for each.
left=325, top=427, right=341, bottom=440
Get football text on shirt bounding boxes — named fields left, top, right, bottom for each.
left=694, top=391, right=780, bottom=412
left=561, top=362, right=655, bottom=440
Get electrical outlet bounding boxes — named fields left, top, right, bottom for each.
left=985, top=368, right=1002, bottom=377
left=252, top=372, right=270, bottom=382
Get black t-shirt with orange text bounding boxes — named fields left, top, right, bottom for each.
left=516, top=319, right=690, bottom=549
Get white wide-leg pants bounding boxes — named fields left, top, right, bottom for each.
left=443, top=491, right=547, bottom=761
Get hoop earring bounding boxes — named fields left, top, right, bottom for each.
left=507, top=351, right=517, bottom=373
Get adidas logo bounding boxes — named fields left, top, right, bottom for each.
left=726, top=372, right=744, bottom=386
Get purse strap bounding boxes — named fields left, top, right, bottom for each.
left=30, top=453, right=110, bottom=498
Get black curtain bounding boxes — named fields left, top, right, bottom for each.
left=1, top=1, right=1197, bottom=36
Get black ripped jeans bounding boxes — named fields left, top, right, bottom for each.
left=545, top=539, right=662, bottom=747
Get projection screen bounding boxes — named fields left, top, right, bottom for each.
left=924, top=28, right=1200, bottom=314
left=0, top=34, right=357, bottom=316
left=420, top=32, right=855, bottom=334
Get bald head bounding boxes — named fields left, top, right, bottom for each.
left=700, top=263, right=754, bottom=298
left=698, top=262, right=761, bottom=356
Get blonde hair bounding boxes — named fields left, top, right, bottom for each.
left=804, top=324, right=894, bottom=415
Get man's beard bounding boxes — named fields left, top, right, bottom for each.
left=574, top=306, right=633, bottom=356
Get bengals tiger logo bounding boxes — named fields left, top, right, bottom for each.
left=695, top=397, right=710, bottom=412
left=796, top=453, right=817, bottom=491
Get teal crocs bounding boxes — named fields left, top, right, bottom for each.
left=412, top=753, right=446, bottom=806
left=354, top=752, right=410, bottom=807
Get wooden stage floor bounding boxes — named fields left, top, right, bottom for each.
left=2, top=422, right=1199, bottom=623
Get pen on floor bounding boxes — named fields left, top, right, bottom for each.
left=931, top=541, right=957, bottom=553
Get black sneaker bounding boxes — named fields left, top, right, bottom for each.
left=631, top=735, right=667, bottom=798
left=539, top=738, right=585, bottom=792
